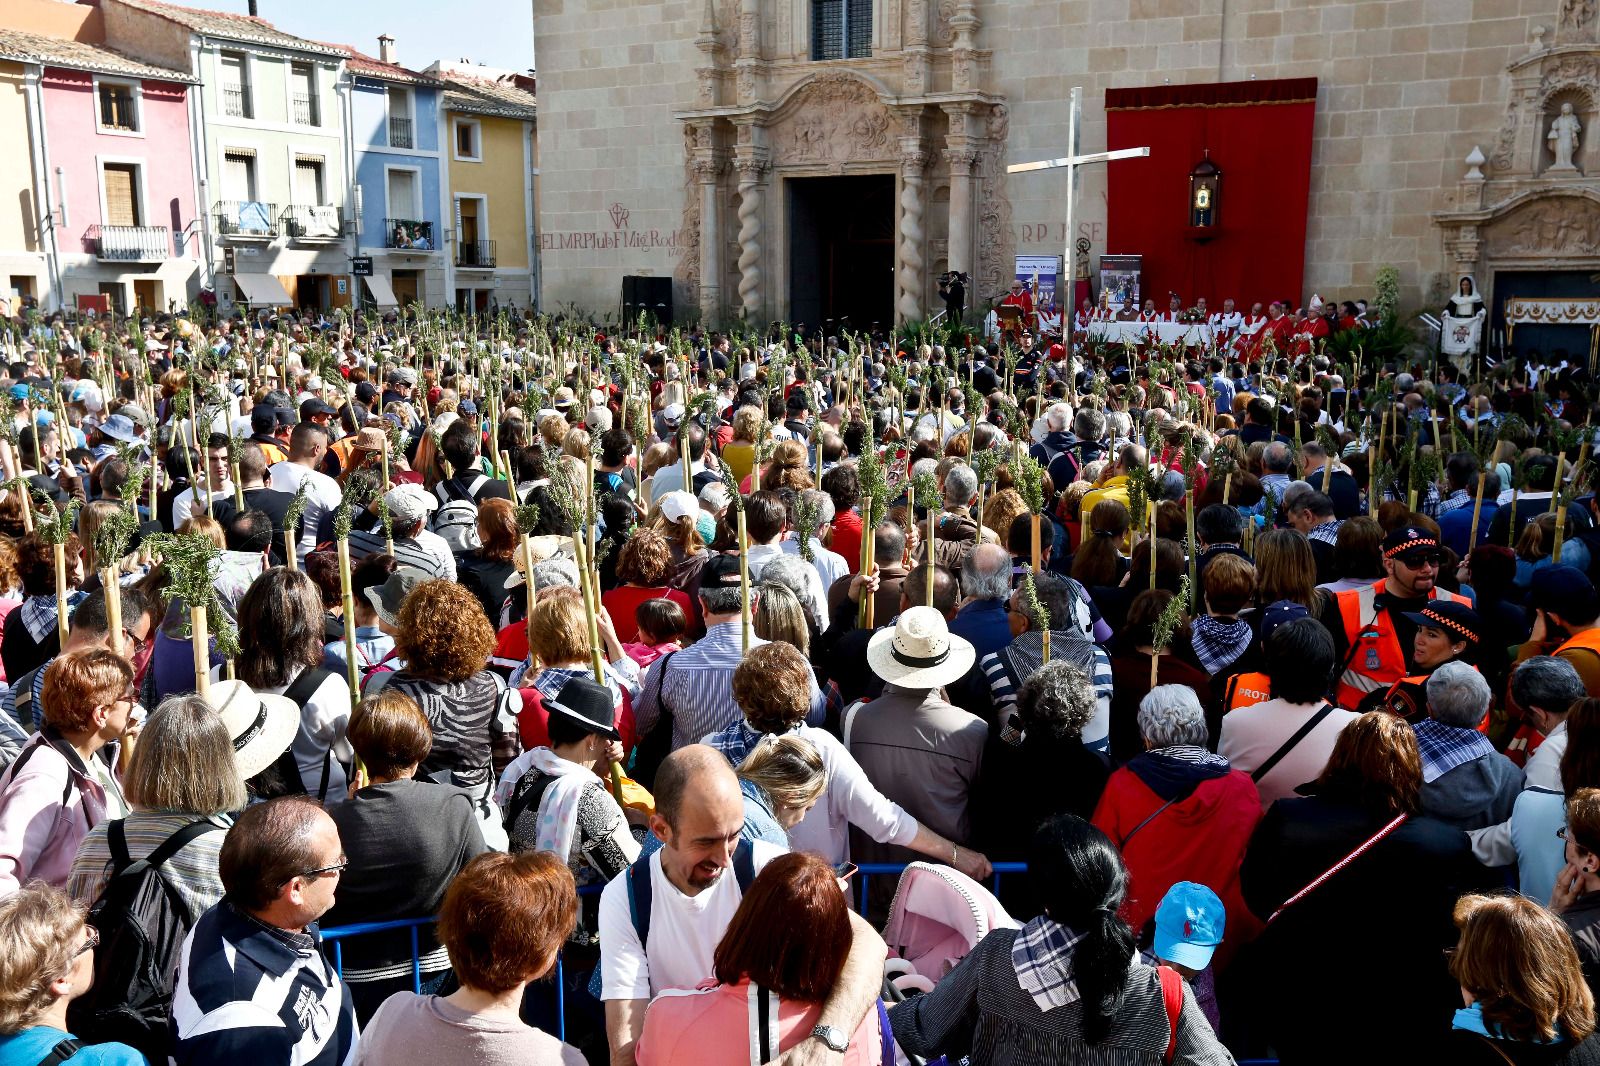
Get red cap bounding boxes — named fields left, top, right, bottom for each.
left=1047, top=343, right=1066, bottom=360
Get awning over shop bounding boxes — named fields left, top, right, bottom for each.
left=232, top=272, right=293, bottom=308
left=362, top=274, right=399, bottom=310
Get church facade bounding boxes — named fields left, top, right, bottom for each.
left=532, top=0, right=1600, bottom=330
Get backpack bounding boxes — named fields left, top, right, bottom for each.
left=431, top=474, right=489, bottom=552
left=266, top=667, right=338, bottom=801
left=65, top=819, right=219, bottom=1059
left=627, top=838, right=757, bottom=950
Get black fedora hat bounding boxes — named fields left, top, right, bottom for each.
left=546, top=676, right=621, bottom=741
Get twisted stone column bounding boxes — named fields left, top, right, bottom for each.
left=734, top=154, right=767, bottom=321
left=897, top=150, right=928, bottom=323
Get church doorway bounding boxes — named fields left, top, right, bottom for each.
left=787, top=174, right=894, bottom=335
left=1493, top=269, right=1598, bottom=364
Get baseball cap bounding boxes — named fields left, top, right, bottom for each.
left=659, top=491, right=698, bottom=525
left=1382, top=526, right=1440, bottom=563
left=1531, top=565, right=1600, bottom=625
left=355, top=381, right=379, bottom=404
left=699, top=552, right=744, bottom=589
left=383, top=483, right=438, bottom=525
left=1153, top=882, right=1226, bottom=971
left=1402, top=600, right=1483, bottom=645
left=250, top=406, right=278, bottom=434
left=1260, top=599, right=1310, bottom=642
left=299, top=397, right=337, bottom=419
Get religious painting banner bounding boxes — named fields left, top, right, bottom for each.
left=1099, top=254, right=1143, bottom=312
left=1015, top=255, right=1061, bottom=331
left=1105, top=78, right=1316, bottom=317
left=1503, top=296, right=1600, bottom=361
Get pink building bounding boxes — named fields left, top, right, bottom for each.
left=0, top=27, right=200, bottom=314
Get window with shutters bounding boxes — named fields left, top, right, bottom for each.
left=386, top=168, right=418, bottom=219
left=812, top=0, right=871, bottom=60
left=290, top=62, right=319, bottom=126
left=97, top=80, right=139, bottom=132
left=220, top=51, right=251, bottom=118
left=454, top=118, right=481, bottom=162
left=102, top=164, right=140, bottom=227
left=222, top=149, right=257, bottom=202
left=293, top=156, right=325, bottom=205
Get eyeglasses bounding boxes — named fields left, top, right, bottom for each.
left=296, top=858, right=348, bottom=882
left=73, top=925, right=100, bottom=958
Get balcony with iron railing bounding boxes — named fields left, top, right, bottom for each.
left=293, top=92, right=320, bottom=126
left=455, top=239, right=496, bottom=268
left=280, top=204, right=343, bottom=241
left=384, top=218, right=435, bottom=251
left=213, top=200, right=279, bottom=239
left=221, top=84, right=252, bottom=118
left=388, top=116, right=413, bottom=149
left=86, top=225, right=171, bottom=262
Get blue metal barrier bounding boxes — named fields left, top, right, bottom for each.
left=854, top=861, right=1030, bottom=915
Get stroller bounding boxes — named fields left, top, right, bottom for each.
left=880, top=863, right=1019, bottom=1066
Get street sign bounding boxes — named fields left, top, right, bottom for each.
left=351, top=256, right=374, bottom=276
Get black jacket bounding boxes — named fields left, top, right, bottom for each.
left=1564, top=890, right=1600, bottom=1007
left=1440, top=1030, right=1600, bottom=1066
left=1227, top=789, right=1493, bottom=1065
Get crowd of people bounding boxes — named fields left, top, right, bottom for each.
left=0, top=302, right=1598, bottom=1066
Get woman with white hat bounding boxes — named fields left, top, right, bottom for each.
left=68, top=682, right=296, bottom=918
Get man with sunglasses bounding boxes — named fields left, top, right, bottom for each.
left=1324, top=525, right=1469, bottom=711
left=171, top=796, right=358, bottom=1065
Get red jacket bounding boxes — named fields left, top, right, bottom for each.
left=1092, top=763, right=1263, bottom=965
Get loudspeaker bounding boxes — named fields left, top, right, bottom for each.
left=620, top=275, right=673, bottom=326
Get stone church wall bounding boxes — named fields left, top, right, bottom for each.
left=532, top=0, right=1592, bottom=320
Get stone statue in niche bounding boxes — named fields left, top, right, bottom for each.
left=1549, top=101, right=1583, bottom=171
left=1561, top=0, right=1596, bottom=33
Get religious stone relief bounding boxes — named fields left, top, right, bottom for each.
left=976, top=102, right=1015, bottom=296
left=1561, top=0, right=1597, bottom=36
left=1489, top=197, right=1600, bottom=256
left=674, top=127, right=703, bottom=295
left=772, top=74, right=899, bottom=164
left=933, top=0, right=959, bottom=44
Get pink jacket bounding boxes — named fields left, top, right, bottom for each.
left=637, top=979, right=882, bottom=1066
left=0, top=732, right=109, bottom=896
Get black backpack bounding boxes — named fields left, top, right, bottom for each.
left=66, top=819, right=219, bottom=1059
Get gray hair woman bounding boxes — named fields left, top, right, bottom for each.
left=68, top=694, right=243, bottom=919
left=758, top=552, right=826, bottom=630
left=1417, top=662, right=1521, bottom=831
left=1089, top=684, right=1261, bottom=936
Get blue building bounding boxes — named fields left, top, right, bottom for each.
left=338, top=36, right=445, bottom=310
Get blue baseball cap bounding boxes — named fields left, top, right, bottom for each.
left=1153, top=881, right=1225, bottom=970
left=8, top=384, right=29, bottom=400
left=1259, top=599, right=1310, bottom=642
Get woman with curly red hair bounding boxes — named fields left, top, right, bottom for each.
left=370, top=577, right=517, bottom=849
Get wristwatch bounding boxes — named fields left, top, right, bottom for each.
left=810, top=1024, right=849, bottom=1052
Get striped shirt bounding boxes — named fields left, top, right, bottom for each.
left=982, top=631, right=1113, bottom=751
left=634, top=622, right=824, bottom=751
left=69, top=811, right=232, bottom=920
left=171, top=901, right=359, bottom=1066
left=346, top=528, right=456, bottom=580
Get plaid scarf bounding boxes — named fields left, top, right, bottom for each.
left=1308, top=520, right=1342, bottom=546
left=1012, top=915, right=1140, bottom=1012
left=1413, top=716, right=1495, bottom=784
left=20, top=595, right=57, bottom=644
left=1191, top=615, right=1251, bottom=676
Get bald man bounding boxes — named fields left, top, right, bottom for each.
left=599, top=745, right=886, bottom=1066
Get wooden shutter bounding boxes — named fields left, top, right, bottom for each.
left=294, top=157, right=324, bottom=204
left=223, top=150, right=255, bottom=201
left=103, top=165, right=138, bottom=227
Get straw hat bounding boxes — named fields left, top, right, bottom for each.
left=866, top=606, right=975, bottom=690
left=209, top=680, right=300, bottom=780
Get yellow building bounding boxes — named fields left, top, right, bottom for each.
left=0, top=60, right=46, bottom=312
left=427, top=63, right=536, bottom=313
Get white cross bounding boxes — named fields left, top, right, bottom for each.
left=1008, top=86, right=1149, bottom=353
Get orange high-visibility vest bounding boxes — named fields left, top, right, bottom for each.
left=1223, top=671, right=1272, bottom=712
left=1333, top=580, right=1464, bottom=711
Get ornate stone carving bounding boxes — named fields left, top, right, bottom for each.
left=674, top=128, right=702, bottom=297
left=1489, top=196, right=1600, bottom=256
left=942, top=148, right=980, bottom=173
left=933, top=0, right=959, bottom=44
left=906, top=0, right=929, bottom=45
left=734, top=149, right=768, bottom=320
left=1560, top=0, right=1597, bottom=40
left=1491, top=101, right=1520, bottom=172
left=976, top=103, right=1015, bottom=297
left=773, top=74, right=897, bottom=165
left=1540, top=55, right=1600, bottom=100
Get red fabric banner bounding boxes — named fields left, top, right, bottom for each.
left=1105, top=78, right=1317, bottom=316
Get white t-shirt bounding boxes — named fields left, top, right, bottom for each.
left=598, top=841, right=785, bottom=999
left=169, top=481, right=236, bottom=531
left=268, top=461, right=342, bottom=561
left=1218, top=697, right=1360, bottom=809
